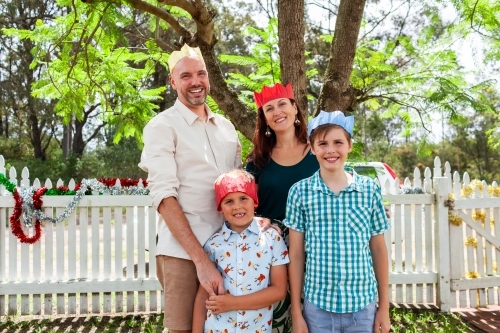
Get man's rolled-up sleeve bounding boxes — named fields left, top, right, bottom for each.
left=138, top=118, right=179, bottom=210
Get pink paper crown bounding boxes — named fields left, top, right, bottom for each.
left=254, top=83, right=295, bottom=109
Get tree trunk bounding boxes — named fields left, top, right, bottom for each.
left=197, top=40, right=256, bottom=139
left=73, top=118, right=86, bottom=157
left=62, top=122, right=72, bottom=159
left=29, top=112, right=47, bottom=161
left=316, top=0, right=366, bottom=115
left=278, top=0, right=308, bottom=116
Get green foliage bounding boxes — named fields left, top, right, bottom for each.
left=450, top=0, right=500, bottom=62
left=0, top=137, right=34, bottom=162
left=3, top=137, right=147, bottom=183
left=218, top=18, right=281, bottom=107
left=350, top=22, right=494, bottom=141
left=2, top=1, right=170, bottom=144
left=390, top=307, right=473, bottom=332
left=219, top=18, right=318, bottom=108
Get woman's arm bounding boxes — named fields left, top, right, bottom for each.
left=205, top=264, right=287, bottom=315
left=288, top=229, right=308, bottom=333
left=370, top=234, right=390, bottom=333
left=192, top=285, right=209, bottom=332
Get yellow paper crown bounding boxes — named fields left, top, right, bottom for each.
left=168, top=44, right=204, bottom=73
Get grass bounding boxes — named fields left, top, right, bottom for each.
left=389, top=307, right=483, bottom=332
left=0, top=313, right=164, bottom=333
left=0, top=308, right=485, bottom=333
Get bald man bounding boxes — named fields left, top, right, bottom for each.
left=139, top=44, right=241, bottom=332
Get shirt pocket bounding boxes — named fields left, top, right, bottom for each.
left=347, top=206, right=371, bottom=242
left=222, top=141, right=238, bottom=168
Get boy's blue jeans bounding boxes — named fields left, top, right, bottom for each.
left=303, top=299, right=377, bottom=333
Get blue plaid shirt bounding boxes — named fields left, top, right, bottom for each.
left=284, top=168, right=390, bottom=313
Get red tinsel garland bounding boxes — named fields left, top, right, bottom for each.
left=98, top=177, right=148, bottom=188
left=10, top=188, right=46, bottom=244
left=7, top=178, right=147, bottom=244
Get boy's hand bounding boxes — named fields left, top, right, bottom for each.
left=255, top=217, right=282, bottom=235
left=292, top=315, right=309, bottom=333
left=373, top=307, right=390, bottom=333
left=206, top=293, right=235, bottom=315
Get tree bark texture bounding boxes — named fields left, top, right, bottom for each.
left=197, top=40, right=257, bottom=139
left=278, top=0, right=308, bottom=117
left=316, top=0, right=366, bottom=115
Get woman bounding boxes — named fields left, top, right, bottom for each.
left=245, top=83, right=319, bottom=333
left=246, top=83, right=319, bottom=234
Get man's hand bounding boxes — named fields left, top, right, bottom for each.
left=255, top=217, right=282, bottom=234
left=206, top=293, right=235, bottom=315
left=196, top=259, right=224, bottom=297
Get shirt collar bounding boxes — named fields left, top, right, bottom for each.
left=221, top=219, right=260, bottom=241
left=174, top=98, right=217, bottom=126
left=311, top=167, right=364, bottom=194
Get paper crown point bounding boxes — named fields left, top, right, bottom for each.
left=168, top=44, right=204, bottom=73
left=308, top=111, right=355, bottom=137
left=253, top=83, right=295, bottom=109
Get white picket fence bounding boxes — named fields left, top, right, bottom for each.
left=0, top=156, right=161, bottom=317
left=1, top=155, right=500, bottom=318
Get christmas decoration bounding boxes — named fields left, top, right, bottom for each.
left=253, top=82, right=295, bottom=108
left=448, top=212, right=463, bottom=226
left=464, top=236, right=478, bottom=248
left=0, top=173, right=149, bottom=244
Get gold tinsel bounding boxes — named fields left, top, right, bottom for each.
left=467, top=271, right=480, bottom=279
left=465, top=236, right=477, bottom=248
left=449, top=212, right=463, bottom=226
left=471, top=179, right=483, bottom=192
left=488, top=185, right=500, bottom=197
left=472, top=211, right=486, bottom=228
left=448, top=193, right=455, bottom=200
left=461, top=185, right=474, bottom=198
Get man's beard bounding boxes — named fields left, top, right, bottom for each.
left=185, top=85, right=209, bottom=106
left=186, top=95, right=207, bottom=106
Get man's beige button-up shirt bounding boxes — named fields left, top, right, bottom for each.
left=139, top=99, right=242, bottom=260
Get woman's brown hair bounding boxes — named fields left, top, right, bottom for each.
left=246, top=99, right=308, bottom=169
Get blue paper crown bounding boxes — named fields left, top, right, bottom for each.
left=308, top=111, right=354, bottom=137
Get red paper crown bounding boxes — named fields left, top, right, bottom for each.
left=254, top=83, right=295, bottom=109
left=214, top=170, right=259, bottom=212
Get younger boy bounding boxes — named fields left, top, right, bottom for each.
left=285, top=111, right=391, bottom=333
left=193, top=169, right=289, bottom=333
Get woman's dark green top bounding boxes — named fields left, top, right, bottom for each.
left=245, top=151, right=319, bottom=221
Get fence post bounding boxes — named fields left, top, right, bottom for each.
left=434, top=176, right=451, bottom=312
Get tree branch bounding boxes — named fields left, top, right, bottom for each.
left=316, top=0, right=367, bottom=114
left=157, top=0, right=197, bottom=16
left=124, top=0, right=192, bottom=39
left=470, top=0, right=480, bottom=29
left=84, top=122, right=108, bottom=145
